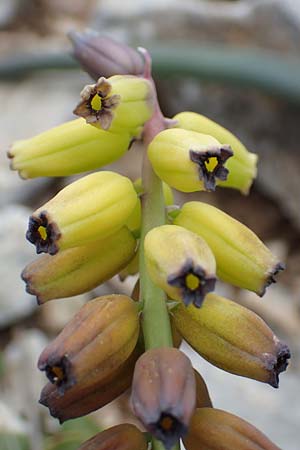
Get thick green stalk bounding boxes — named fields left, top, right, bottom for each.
left=139, top=155, right=173, bottom=350
left=139, top=53, right=176, bottom=450
left=139, top=104, right=173, bottom=350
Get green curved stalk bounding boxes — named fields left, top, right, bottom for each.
left=2, top=46, right=300, bottom=104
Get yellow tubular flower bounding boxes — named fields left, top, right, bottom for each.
left=7, top=119, right=131, bottom=179
left=144, top=225, right=216, bottom=307
left=172, top=293, right=290, bottom=387
left=148, top=128, right=233, bottom=192
left=38, top=294, right=140, bottom=395
left=26, top=171, right=137, bottom=255
left=174, top=111, right=258, bottom=194
left=184, top=408, right=281, bottom=450
left=174, top=201, right=284, bottom=296
left=22, top=227, right=136, bottom=304
left=73, top=75, right=155, bottom=133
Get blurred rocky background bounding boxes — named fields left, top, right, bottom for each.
left=1, top=0, right=300, bottom=449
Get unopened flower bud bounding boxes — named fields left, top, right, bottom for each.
left=74, top=75, right=155, bottom=134
left=174, top=112, right=258, bottom=194
left=40, top=344, right=142, bottom=423
left=131, top=347, right=196, bottom=450
left=7, top=119, right=131, bottom=179
left=148, top=128, right=233, bottom=192
left=22, top=227, right=136, bottom=304
left=144, top=225, right=216, bottom=307
left=26, top=171, right=137, bottom=255
left=69, top=31, right=145, bottom=80
left=172, top=293, right=290, bottom=387
left=183, top=408, right=280, bottom=450
left=38, top=295, right=139, bottom=394
left=174, top=201, right=284, bottom=296
left=77, top=424, right=148, bottom=450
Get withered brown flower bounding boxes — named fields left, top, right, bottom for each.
left=131, top=347, right=196, bottom=449
left=38, top=295, right=139, bottom=394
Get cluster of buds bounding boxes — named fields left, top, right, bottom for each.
left=8, top=31, right=290, bottom=450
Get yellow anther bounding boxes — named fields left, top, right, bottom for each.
left=91, top=94, right=102, bottom=111
left=185, top=273, right=200, bottom=290
left=205, top=156, right=218, bottom=171
left=38, top=226, right=47, bottom=241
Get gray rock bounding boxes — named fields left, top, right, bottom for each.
left=0, top=205, right=36, bottom=328
left=3, top=329, right=49, bottom=450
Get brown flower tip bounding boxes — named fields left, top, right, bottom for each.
left=39, top=354, right=75, bottom=394
left=73, top=77, right=120, bottom=130
left=260, top=262, right=285, bottom=297
left=194, top=370, right=213, bottom=408
left=265, top=339, right=291, bottom=388
left=39, top=344, right=141, bottom=423
left=167, top=258, right=216, bottom=307
left=77, top=424, right=148, bottom=450
left=38, top=295, right=139, bottom=396
left=26, top=211, right=61, bottom=255
left=131, top=347, right=196, bottom=450
left=190, top=145, right=233, bottom=191
left=184, top=408, right=281, bottom=450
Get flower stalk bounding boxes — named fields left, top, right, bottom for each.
left=138, top=50, right=177, bottom=450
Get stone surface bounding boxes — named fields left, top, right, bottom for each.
left=40, top=294, right=90, bottom=334
left=3, top=329, right=49, bottom=450
left=0, top=205, right=37, bottom=328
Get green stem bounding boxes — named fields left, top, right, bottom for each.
left=139, top=155, right=173, bottom=350
left=139, top=53, right=175, bottom=450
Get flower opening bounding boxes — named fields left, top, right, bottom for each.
left=73, top=77, right=121, bottom=129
